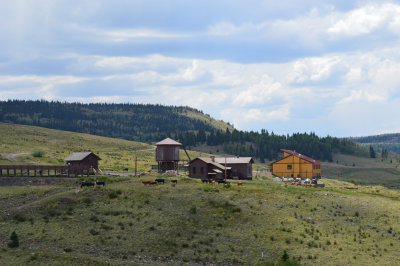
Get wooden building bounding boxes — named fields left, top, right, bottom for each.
left=155, top=138, right=182, bottom=172
left=64, top=152, right=101, bottom=170
left=189, top=156, right=254, bottom=180
left=270, top=149, right=321, bottom=179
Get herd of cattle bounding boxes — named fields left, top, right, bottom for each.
left=80, top=178, right=244, bottom=188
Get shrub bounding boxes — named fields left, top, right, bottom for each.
left=89, top=229, right=99, bottom=236
left=8, top=231, right=19, bottom=248
left=189, top=206, right=197, bottom=214
left=32, top=150, right=45, bottom=157
left=108, top=192, right=118, bottom=199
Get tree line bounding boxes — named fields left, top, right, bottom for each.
left=0, top=100, right=367, bottom=161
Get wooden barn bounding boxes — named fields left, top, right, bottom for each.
left=270, top=149, right=321, bottom=179
left=155, top=138, right=182, bottom=172
left=189, top=156, right=254, bottom=180
left=64, top=152, right=101, bottom=170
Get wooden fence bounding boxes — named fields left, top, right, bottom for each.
left=0, top=165, right=93, bottom=177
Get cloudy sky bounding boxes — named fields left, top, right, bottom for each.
left=1, top=1, right=400, bottom=137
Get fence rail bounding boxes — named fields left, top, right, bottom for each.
left=0, top=165, right=93, bottom=177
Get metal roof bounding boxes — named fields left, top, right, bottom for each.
left=65, top=152, right=101, bottom=162
left=155, top=138, right=182, bottom=146
left=280, top=149, right=320, bottom=164
left=214, top=157, right=254, bottom=164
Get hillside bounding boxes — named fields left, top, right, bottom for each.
left=1, top=175, right=400, bottom=265
left=351, top=133, right=400, bottom=154
left=0, top=100, right=234, bottom=143
left=0, top=100, right=366, bottom=162
left=0, top=123, right=206, bottom=172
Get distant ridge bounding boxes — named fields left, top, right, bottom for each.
left=350, top=133, right=400, bottom=154
left=0, top=100, right=233, bottom=142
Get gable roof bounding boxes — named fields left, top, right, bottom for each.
left=280, top=149, right=320, bottom=164
left=156, top=138, right=182, bottom=146
left=189, top=157, right=230, bottom=170
left=214, top=157, right=254, bottom=164
left=65, top=152, right=101, bottom=162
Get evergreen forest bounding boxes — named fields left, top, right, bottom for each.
left=0, top=100, right=366, bottom=161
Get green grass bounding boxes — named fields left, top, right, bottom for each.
left=179, top=109, right=234, bottom=132
left=0, top=123, right=212, bottom=172
left=2, top=176, right=400, bottom=265
left=322, top=153, right=400, bottom=188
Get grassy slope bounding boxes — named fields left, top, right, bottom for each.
left=1, top=177, right=400, bottom=265
left=179, top=109, right=234, bottom=132
left=0, top=123, right=206, bottom=172
left=322, top=153, right=400, bottom=189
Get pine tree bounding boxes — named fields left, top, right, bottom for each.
left=8, top=231, right=19, bottom=248
left=369, top=146, right=376, bottom=158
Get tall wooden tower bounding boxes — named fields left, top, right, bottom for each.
left=155, top=138, right=182, bottom=172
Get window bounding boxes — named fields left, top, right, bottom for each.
left=287, top=164, right=292, bottom=170
left=192, top=167, right=196, bottom=174
left=200, top=167, right=204, bottom=174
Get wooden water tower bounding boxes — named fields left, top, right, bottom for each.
left=155, top=138, right=182, bottom=172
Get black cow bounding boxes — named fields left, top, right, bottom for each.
left=155, top=178, right=165, bottom=184
left=96, top=181, right=106, bottom=186
left=81, top=182, right=95, bottom=188
left=201, top=179, right=208, bottom=183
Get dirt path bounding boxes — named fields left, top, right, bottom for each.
left=10, top=188, right=80, bottom=212
left=4, top=152, right=30, bottom=161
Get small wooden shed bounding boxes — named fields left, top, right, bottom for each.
left=64, top=152, right=101, bottom=170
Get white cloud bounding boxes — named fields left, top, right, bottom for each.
left=328, top=3, right=400, bottom=37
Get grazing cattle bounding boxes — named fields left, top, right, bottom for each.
left=96, top=181, right=106, bottom=186
left=217, top=180, right=226, bottom=184
left=201, top=179, right=208, bottom=183
left=171, top=180, right=178, bottom=184
left=237, top=181, right=243, bottom=186
left=142, top=180, right=152, bottom=185
left=81, top=182, right=95, bottom=188
left=149, top=181, right=158, bottom=185
left=155, top=178, right=165, bottom=184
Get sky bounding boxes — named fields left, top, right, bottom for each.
left=1, top=1, right=400, bottom=137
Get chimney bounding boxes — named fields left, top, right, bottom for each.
left=211, top=156, right=215, bottom=162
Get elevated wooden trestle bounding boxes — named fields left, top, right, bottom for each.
left=0, top=165, right=92, bottom=177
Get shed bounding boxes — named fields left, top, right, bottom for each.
left=64, top=152, right=101, bottom=170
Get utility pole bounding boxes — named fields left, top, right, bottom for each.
left=135, top=156, right=137, bottom=177
left=225, top=156, right=227, bottom=181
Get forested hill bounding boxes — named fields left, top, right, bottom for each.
left=0, top=100, right=365, bottom=161
left=351, top=133, right=400, bottom=154
left=0, top=100, right=233, bottom=141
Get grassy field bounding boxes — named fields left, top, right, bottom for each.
left=1, top=176, right=400, bottom=265
left=322, top=153, right=400, bottom=189
left=0, top=123, right=209, bottom=172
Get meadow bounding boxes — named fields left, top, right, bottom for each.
left=1, top=175, right=400, bottom=265
left=0, top=123, right=207, bottom=172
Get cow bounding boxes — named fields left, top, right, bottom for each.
left=149, top=181, right=158, bottom=185
left=201, top=179, right=209, bottom=183
left=237, top=181, right=243, bottom=186
left=96, top=181, right=106, bottom=186
left=81, top=182, right=95, bottom=188
left=142, top=180, right=152, bottom=185
left=155, top=178, right=165, bottom=184
left=217, top=180, right=227, bottom=184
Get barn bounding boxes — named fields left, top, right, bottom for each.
left=269, top=149, right=321, bottom=179
left=189, top=156, right=254, bottom=180
left=64, top=152, right=101, bottom=170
